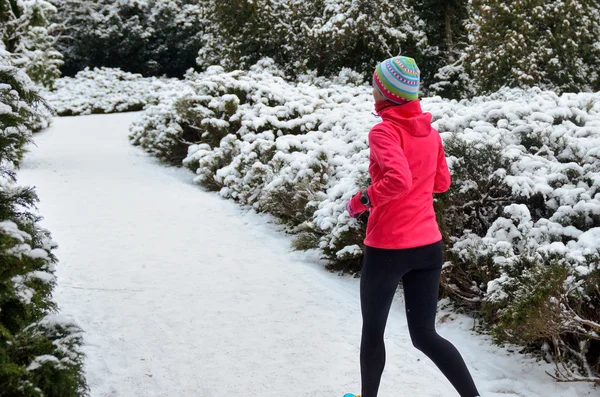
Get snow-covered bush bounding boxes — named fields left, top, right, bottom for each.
left=1, top=63, right=87, bottom=396
left=130, top=63, right=600, bottom=382
left=42, top=67, right=192, bottom=116
left=432, top=88, right=600, bottom=382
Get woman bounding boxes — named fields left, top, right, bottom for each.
left=344, top=56, right=481, bottom=397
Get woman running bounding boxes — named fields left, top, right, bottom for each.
left=344, top=56, right=481, bottom=397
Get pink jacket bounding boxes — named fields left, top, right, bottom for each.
left=364, top=100, right=451, bottom=249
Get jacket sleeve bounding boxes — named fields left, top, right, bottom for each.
left=366, top=127, right=413, bottom=207
left=433, top=133, right=451, bottom=194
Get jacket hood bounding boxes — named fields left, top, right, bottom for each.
left=378, top=100, right=433, bottom=137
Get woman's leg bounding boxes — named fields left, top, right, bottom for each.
left=360, top=247, right=406, bottom=397
left=402, top=264, right=480, bottom=397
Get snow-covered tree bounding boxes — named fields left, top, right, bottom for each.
left=0, top=62, right=87, bottom=396
left=409, top=0, right=468, bottom=94
left=412, top=0, right=468, bottom=61
left=145, top=0, right=206, bottom=76
left=1, top=0, right=63, bottom=88
left=55, top=0, right=150, bottom=74
left=428, top=55, right=475, bottom=99
left=198, top=0, right=428, bottom=80
left=464, top=0, right=600, bottom=94
left=54, top=0, right=206, bottom=77
left=197, top=0, right=306, bottom=72
left=303, top=0, right=428, bottom=77
left=14, top=0, right=63, bottom=88
left=0, top=1, right=17, bottom=52
left=50, top=0, right=95, bottom=73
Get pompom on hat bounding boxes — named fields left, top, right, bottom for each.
left=373, top=56, right=420, bottom=105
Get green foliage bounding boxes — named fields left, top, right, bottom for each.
left=175, top=94, right=241, bottom=149
left=189, top=136, right=240, bottom=192
left=260, top=162, right=327, bottom=227
left=18, top=25, right=63, bottom=89
left=0, top=192, right=88, bottom=396
left=429, top=55, right=475, bottom=99
left=423, top=91, right=600, bottom=381
left=483, top=259, right=569, bottom=343
left=322, top=225, right=366, bottom=275
left=7, top=0, right=594, bottom=100
left=198, top=0, right=600, bottom=96
left=0, top=318, right=87, bottom=397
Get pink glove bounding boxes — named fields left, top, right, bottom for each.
left=346, top=191, right=368, bottom=218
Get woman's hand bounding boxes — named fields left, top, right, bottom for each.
left=346, top=191, right=368, bottom=219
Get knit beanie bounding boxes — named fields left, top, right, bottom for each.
left=373, top=56, right=420, bottom=104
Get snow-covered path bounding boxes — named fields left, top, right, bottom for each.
left=18, top=113, right=595, bottom=397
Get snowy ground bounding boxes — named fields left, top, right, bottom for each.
left=17, top=112, right=596, bottom=397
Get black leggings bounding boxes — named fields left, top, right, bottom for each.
left=360, top=241, right=480, bottom=397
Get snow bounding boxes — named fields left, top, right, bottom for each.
left=10, top=270, right=56, bottom=305
left=0, top=219, right=54, bottom=264
left=25, top=248, right=50, bottom=260
left=36, top=313, right=78, bottom=329
left=11, top=275, right=35, bottom=305
left=336, top=244, right=362, bottom=259
left=17, top=113, right=598, bottom=396
left=576, top=228, right=600, bottom=251
left=0, top=102, right=11, bottom=114
left=26, top=354, right=61, bottom=372
left=0, top=220, right=30, bottom=243
left=28, top=270, right=56, bottom=283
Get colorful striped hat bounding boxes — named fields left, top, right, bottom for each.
left=373, top=56, right=420, bottom=104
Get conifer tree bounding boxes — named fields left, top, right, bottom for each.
left=1, top=0, right=63, bottom=88
left=303, top=0, right=428, bottom=77
left=197, top=0, right=304, bottom=72
left=465, top=0, right=600, bottom=94
left=0, top=61, right=87, bottom=397
left=54, top=0, right=206, bottom=77
left=199, top=0, right=428, bottom=80
left=410, top=0, right=469, bottom=96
